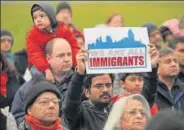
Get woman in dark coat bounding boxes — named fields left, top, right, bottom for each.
left=0, top=52, right=25, bottom=109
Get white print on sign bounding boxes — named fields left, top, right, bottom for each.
left=84, top=27, right=151, bottom=74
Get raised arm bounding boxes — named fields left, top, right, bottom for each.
left=141, top=43, right=159, bottom=107
left=62, top=48, right=87, bottom=122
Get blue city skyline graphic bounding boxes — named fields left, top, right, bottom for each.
left=88, top=29, right=146, bottom=49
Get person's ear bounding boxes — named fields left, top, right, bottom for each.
left=157, top=64, right=160, bottom=75
left=84, top=88, right=90, bottom=98
left=120, top=80, right=125, bottom=89
left=27, top=108, right=32, bottom=115
left=46, top=54, right=51, bottom=63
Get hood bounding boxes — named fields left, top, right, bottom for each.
left=31, top=3, right=57, bottom=29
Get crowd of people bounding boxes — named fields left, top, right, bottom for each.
left=1, top=1, right=184, bottom=130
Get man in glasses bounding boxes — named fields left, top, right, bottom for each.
left=63, top=48, right=113, bottom=130
left=11, top=37, right=75, bottom=126
left=19, top=78, right=63, bottom=130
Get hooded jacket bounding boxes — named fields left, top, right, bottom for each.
left=26, top=3, right=80, bottom=72
left=0, top=52, right=25, bottom=109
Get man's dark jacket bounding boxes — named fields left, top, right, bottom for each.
left=156, top=78, right=184, bottom=112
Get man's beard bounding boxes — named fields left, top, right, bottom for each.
left=92, top=93, right=111, bottom=109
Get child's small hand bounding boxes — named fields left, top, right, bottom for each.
left=45, top=69, right=55, bottom=83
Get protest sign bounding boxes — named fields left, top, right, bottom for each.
left=84, top=27, right=151, bottom=74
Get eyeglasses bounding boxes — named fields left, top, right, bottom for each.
left=93, top=83, right=113, bottom=90
left=36, top=98, right=61, bottom=106
left=124, top=109, right=147, bottom=117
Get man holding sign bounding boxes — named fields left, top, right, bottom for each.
left=63, top=42, right=159, bottom=130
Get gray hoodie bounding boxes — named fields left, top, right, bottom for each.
left=31, top=3, right=57, bottom=29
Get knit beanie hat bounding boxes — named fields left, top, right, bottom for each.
left=56, top=1, right=72, bottom=15
left=0, top=30, right=14, bottom=45
left=142, top=23, right=158, bottom=37
left=24, top=79, right=62, bottom=113
left=145, top=109, right=184, bottom=130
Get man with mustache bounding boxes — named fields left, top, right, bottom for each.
left=156, top=47, right=184, bottom=112
left=63, top=48, right=113, bottom=130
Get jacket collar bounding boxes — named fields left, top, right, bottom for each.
left=86, top=100, right=112, bottom=113
left=54, top=69, right=74, bottom=86
left=157, top=78, right=184, bottom=104
left=158, top=77, right=183, bottom=91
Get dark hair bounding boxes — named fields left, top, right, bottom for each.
left=168, top=36, right=184, bottom=49
left=119, top=73, right=145, bottom=81
left=0, top=52, right=9, bottom=72
left=83, top=74, right=114, bottom=89
left=160, top=26, right=173, bottom=42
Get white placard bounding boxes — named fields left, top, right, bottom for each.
left=84, top=27, right=152, bottom=74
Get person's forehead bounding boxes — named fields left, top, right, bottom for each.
left=76, top=36, right=84, bottom=40
left=126, top=74, right=143, bottom=78
left=160, top=53, right=176, bottom=61
left=150, top=29, right=160, bottom=35
left=52, top=40, right=71, bottom=52
left=33, top=9, right=45, bottom=15
left=175, top=42, right=184, bottom=49
left=59, top=8, right=71, bottom=13
left=36, top=91, right=57, bottom=99
left=91, top=74, right=112, bottom=83
left=112, top=15, right=121, bottom=20
left=125, top=99, right=144, bottom=109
